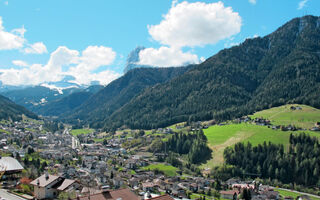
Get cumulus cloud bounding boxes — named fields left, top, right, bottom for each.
left=140, top=1, right=241, bottom=67
left=0, top=46, right=120, bottom=86
left=298, top=0, right=308, bottom=10
left=80, top=46, right=116, bottom=69
left=24, top=42, right=48, bottom=54
left=148, top=1, right=241, bottom=48
left=0, top=17, right=25, bottom=50
left=138, top=46, right=199, bottom=67
left=12, top=60, right=28, bottom=67
left=0, top=17, right=47, bottom=54
left=249, top=0, right=257, bottom=5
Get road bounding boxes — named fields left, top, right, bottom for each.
left=0, top=189, right=27, bottom=200
left=270, top=186, right=320, bottom=199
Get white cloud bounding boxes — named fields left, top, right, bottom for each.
left=0, top=17, right=47, bottom=54
left=4, top=1, right=8, bottom=6
left=0, top=46, right=120, bottom=86
left=249, top=0, right=256, bottom=5
left=80, top=46, right=116, bottom=69
left=298, top=0, right=308, bottom=10
left=24, top=42, right=48, bottom=54
left=148, top=1, right=241, bottom=48
left=0, top=17, right=25, bottom=50
left=12, top=60, right=28, bottom=67
left=12, top=26, right=26, bottom=37
left=138, top=46, right=199, bottom=67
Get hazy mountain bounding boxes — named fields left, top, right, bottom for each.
left=33, top=85, right=103, bottom=116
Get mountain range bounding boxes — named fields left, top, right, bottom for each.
left=101, top=15, right=320, bottom=130
left=61, top=66, right=192, bottom=127
left=1, top=15, right=319, bottom=130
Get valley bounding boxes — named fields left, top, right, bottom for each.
left=0, top=14, right=319, bottom=200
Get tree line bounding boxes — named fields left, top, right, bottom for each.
left=223, top=133, right=320, bottom=187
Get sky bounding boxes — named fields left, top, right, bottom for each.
left=0, top=0, right=319, bottom=86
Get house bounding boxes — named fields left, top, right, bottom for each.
left=31, top=174, right=63, bottom=199
left=297, top=195, right=312, bottom=200
left=73, top=188, right=140, bottom=200
left=128, top=177, right=139, bottom=188
left=112, top=177, right=123, bottom=189
left=30, top=174, right=79, bottom=199
left=260, top=189, right=279, bottom=199
left=142, top=182, right=156, bottom=192
left=0, top=156, right=24, bottom=187
left=220, top=190, right=239, bottom=200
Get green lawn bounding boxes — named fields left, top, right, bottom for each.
left=0, top=129, right=10, bottom=134
left=71, top=128, right=94, bottom=136
left=251, top=104, right=320, bottom=129
left=142, top=163, right=177, bottom=177
left=275, top=188, right=320, bottom=200
left=203, top=123, right=320, bottom=168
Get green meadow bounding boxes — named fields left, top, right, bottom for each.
left=251, top=104, right=320, bottom=129
left=71, top=128, right=94, bottom=136
left=275, top=188, right=320, bottom=200
left=142, top=163, right=178, bottom=177
left=202, top=104, right=320, bottom=168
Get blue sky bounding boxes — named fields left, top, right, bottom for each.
left=0, top=0, right=319, bottom=86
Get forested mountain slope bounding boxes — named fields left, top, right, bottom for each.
left=63, top=66, right=192, bottom=127
left=0, top=94, right=37, bottom=121
left=103, top=15, right=320, bottom=130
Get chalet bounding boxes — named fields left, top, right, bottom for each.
left=30, top=174, right=79, bottom=199
left=0, top=156, right=24, bottom=187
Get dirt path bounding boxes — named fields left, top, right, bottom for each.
left=202, top=131, right=255, bottom=169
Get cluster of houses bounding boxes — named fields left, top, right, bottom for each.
left=1, top=117, right=320, bottom=200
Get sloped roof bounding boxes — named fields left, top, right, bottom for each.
left=56, top=179, right=75, bottom=191
left=74, top=188, right=139, bottom=200
left=30, top=174, right=60, bottom=187
left=0, top=157, right=24, bottom=172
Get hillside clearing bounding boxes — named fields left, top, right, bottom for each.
left=71, top=128, right=94, bottom=136
left=251, top=104, right=320, bottom=129
left=142, top=163, right=178, bottom=177
left=203, top=124, right=320, bottom=168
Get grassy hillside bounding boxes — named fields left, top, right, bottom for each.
left=142, top=163, right=178, bottom=177
left=71, top=128, right=94, bottom=136
left=251, top=104, right=320, bottom=129
left=202, top=104, right=320, bottom=168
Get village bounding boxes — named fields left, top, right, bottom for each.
left=0, top=117, right=318, bottom=200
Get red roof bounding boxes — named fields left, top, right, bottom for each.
left=73, top=188, right=139, bottom=200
